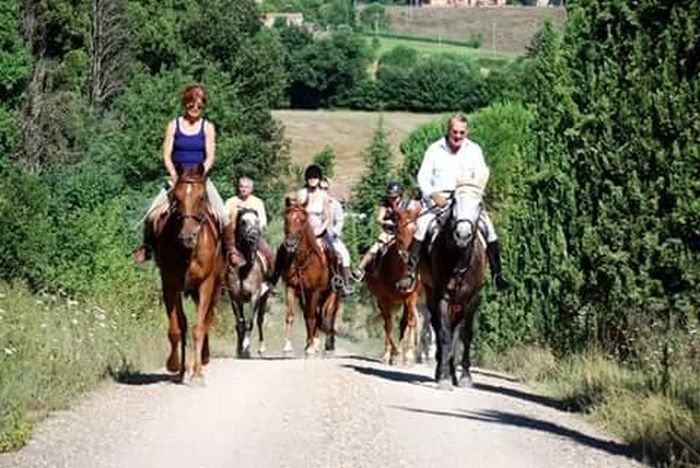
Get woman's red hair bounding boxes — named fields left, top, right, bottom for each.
left=181, top=84, right=207, bottom=107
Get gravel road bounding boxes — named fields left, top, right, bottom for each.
left=0, top=347, right=644, bottom=468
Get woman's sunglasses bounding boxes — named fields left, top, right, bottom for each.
left=186, top=102, right=204, bottom=110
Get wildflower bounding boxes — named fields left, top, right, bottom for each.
left=67, top=299, right=78, bottom=306
left=3, top=347, right=15, bottom=356
left=71, top=318, right=78, bottom=325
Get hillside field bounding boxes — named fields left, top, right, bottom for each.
left=385, top=6, right=567, bottom=54
left=272, top=110, right=438, bottom=200
left=368, top=34, right=517, bottom=63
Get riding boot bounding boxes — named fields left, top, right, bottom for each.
left=340, top=267, right=355, bottom=296
left=396, top=239, right=421, bottom=291
left=222, top=223, right=246, bottom=268
left=486, top=240, right=511, bottom=292
left=133, top=222, right=155, bottom=264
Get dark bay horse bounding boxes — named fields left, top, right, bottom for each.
left=281, top=202, right=340, bottom=357
left=364, top=203, right=423, bottom=365
left=419, top=182, right=487, bottom=390
left=226, top=208, right=270, bottom=358
left=154, top=164, right=225, bottom=383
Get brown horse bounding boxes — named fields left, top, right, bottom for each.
left=226, top=208, right=270, bottom=358
left=153, top=164, right=225, bottom=383
left=419, top=183, right=487, bottom=390
left=364, top=203, right=423, bottom=365
left=281, top=202, right=340, bottom=357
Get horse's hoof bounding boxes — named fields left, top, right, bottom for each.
left=323, top=349, right=335, bottom=359
left=258, top=344, right=266, bottom=356
left=404, top=353, right=416, bottom=367
left=189, top=375, right=206, bottom=388
left=238, top=349, right=251, bottom=359
left=382, top=353, right=392, bottom=365
left=283, top=341, right=294, bottom=355
left=457, top=375, right=473, bottom=388
left=305, top=347, right=316, bottom=359
left=437, top=379, right=453, bottom=391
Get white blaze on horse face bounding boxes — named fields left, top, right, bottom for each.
left=453, top=185, right=482, bottom=245
left=186, top=184, right=192, bottom=196
left=240, top=211, right=260, bottom=230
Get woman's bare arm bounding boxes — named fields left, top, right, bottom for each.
left=204, top=121, right=216, bottom=175
left=163, top=120, right=177, bottom=182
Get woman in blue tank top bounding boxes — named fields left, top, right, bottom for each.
left=134, top=84, right=244, bottom=267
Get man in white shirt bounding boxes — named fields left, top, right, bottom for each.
left=397, top=114, right=510, bottom=292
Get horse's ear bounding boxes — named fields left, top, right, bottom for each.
left=175, top=165, right=184, bottom=176
left=195, top=164, right=206, bottom=178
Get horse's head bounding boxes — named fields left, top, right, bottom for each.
left=283, top=200, right=309, bottom=253
left=170, top=164, right=209, bottom=249
left=395, top=202, right=421, bottom=264
left=449, top=181, right=482, bottom=249
left=236, top=208, right=261, bottom=251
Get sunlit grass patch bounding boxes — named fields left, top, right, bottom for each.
left=0, top=282, right=165, bottom=451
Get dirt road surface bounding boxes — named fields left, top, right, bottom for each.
left=0, top=347, right=644, bottom=468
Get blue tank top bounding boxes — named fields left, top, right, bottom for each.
left=172, top=118, right=206, bottom=168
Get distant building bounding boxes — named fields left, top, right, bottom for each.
left=263, top=13, right=304, bottom=28
left=421, top=0, right=507, bottom=6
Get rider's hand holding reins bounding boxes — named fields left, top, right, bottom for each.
left=430, top=191, right=448, bottom=208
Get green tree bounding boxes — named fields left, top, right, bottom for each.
left=351, top=117, right=393, bottom=252
left=312, top=145, right=336, bottom=179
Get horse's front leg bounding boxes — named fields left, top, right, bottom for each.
left=231, top=299, right=248, bottom=358
left=192, top=278, right=216, bottom=381
left=283, top=286, right=296, bottom=355
left=321, top=292, right=339, bottom=355
left=458, top=303, right=478, bottom=388
left=163, top=288, right=186, bottom=383
left=434, top=295, right=454, bottom=390
left=304, top=290, right=322, bottom=358
left=402, top=292, right=419, bottom=366
left=378, top=300, right=397, bottom=365
left=255, top=292, right=268, bottom=356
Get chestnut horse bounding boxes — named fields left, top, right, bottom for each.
left=154, top=164, right=225, bottom=383
left=281, top=202, right=340, bottom=357
left=419, top=182, right=487, bottom=390
left=364, top=202, right=423, bottom=365
left=226, top=208, right=270, bottom=358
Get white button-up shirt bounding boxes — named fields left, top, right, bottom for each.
left=417, top=137, right=490, bottom=202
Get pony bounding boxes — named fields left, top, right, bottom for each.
left=225, top=208, right=270, bottom=358
left=418, top=181, right=487, bottom=390
left=280, top=202, right=340, bottom=357
left=364, top=203, right=424, bottom=365
left=153, top=164, right=225, bottom=383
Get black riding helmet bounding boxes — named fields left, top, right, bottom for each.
left=304, top=164, right=323, bottom=181
left=385, top=180, right=402, bottom=198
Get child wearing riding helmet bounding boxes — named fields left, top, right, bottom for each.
left=352, top=181, right=418, bottom=281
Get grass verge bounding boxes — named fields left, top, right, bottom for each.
left=482, top=344, right=700, bottom=467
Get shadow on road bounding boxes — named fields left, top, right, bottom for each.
left=392, top=406, right=640, bottom=461
left=111, top=371, right=175, bottom=385
left=342, top=364, right=433, bottom=384
left=471, top=368, right=521, bottom=383
left=473, top=382, right=565, bottom=411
